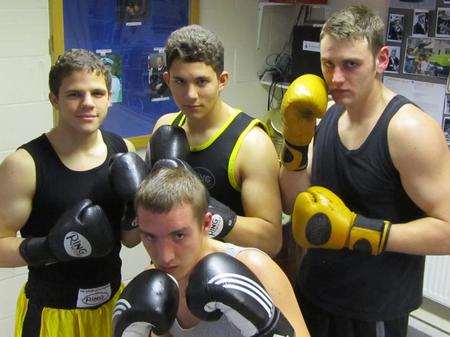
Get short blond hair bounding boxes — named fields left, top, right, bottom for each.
left=135, top=167, right=208, bottom=224
left=321, top=4, right=385, bottom=57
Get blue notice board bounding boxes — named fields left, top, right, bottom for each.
left=51, top=0, right=197, bottom=147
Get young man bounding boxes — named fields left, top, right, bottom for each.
left=279, top=5, right=450, bottom=337
left=113, top=164, right=310, bottom=337
left=146, top=24, right=282, bottom=256
left=0, top=49, right=145, bottom=337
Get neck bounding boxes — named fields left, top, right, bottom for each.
left=345, top=81, right=391, bottom=122
left=47, top=127, right=101, bottom=152
left=185, top=100, right=233, bottom=134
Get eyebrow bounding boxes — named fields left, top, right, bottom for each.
left=139, top=226, right=190, bottom=236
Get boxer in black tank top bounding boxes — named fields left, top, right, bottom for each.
left=279, top=5, right=450, bottom=337
left=0, top=50, right=141, bottom=337
left=146, top=25, right=282, bottom=257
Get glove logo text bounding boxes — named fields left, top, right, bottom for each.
left=64, top=231, right=92, bottom=257
left=194, top=166, right=216, bottom=190
left=209, top=214, right=224, bottom=237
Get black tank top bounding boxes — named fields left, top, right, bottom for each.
left=172, top=111, right=265, bottom=215
left=19, top=130, right=127, bottom=297
left=299, top=95, right=425, bottom=320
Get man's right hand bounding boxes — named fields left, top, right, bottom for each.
left=281, top=74, right=328, bottom=171
left=148, top=125, right=190, bottom=167
left=112, top=269, right=179, bottom=337
left=19, top=199, right=114, bottom=266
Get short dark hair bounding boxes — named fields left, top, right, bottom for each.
left=321, top=4, right=385, bottom=57
left=49, top=49, right=111, bottom=96
left=135, top=166, right=208, bottom=225
left=165, top=24, right=224, bottom=75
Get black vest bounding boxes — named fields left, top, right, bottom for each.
left=19, top=130, right=127, bottom=307
left=172, top=111, right=264, bottom=215
left=299, top=95, right=425, bottom=320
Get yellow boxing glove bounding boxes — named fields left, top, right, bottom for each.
left=292, top=186, right=391, bottom=255
left=281, top=74, right=328, bottom=171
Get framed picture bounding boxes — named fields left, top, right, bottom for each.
left=403, top=37, right=450, bottom=78
left=412, top=10, right=430, bottom=37
left=49, top=0, right=199, bottom=148
left=386, top=46, right=401, bottom=73
left=387, top=13, right=404, bottom=42
left=436, top=8, right=450, bottom=38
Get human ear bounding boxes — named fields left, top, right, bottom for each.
left=218, top=71, right=229, bottom=91
left=203, top=212, right=213, bottom=234
left=376, top=46, right=390, bottom=73
left=163, top=71, right=170, bottom=85
left=49, top=92, right=59, bottom=109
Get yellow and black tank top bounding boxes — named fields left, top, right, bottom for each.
left=172, top=111, right=265, bottom=216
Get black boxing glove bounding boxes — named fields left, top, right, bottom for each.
left=19, top=199, right=114, bottom=266
left=207, top=197, right=237, bottom=239
left=147, top=125, right=190, bottom=167
left=109, top=152, right=149, bottom=231
left=186, top=252, right=295, bottom=337
left=112, top=269, right=179, bottom=337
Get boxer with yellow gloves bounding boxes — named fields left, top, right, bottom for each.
left=291, top=186, right=391, bottom=255
left=279, top=5, right=450, bottom=337
left=280, top=74, right=328, bottom=171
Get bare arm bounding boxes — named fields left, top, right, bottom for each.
left=386, top=105, right=450, bottom=255
left=236, top=249, right=310, bottom=337
left=228, top=127, right=282, bottom=256
left=120, top=139, right=142, bottom=248
left=279, top=163, right=311, bottom=214
left=0, top=150, right=35, bottom=267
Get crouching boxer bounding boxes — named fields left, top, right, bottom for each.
left=113, top=162, right=310, bottom=337
left=0, top=49, right=143, bottom=337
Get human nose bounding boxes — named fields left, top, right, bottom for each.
left=82, top=92, right=95, bottom=107
left=156, top=240, right=175, bottom=265
left=331, top=66, right=345, bottom=85
left=185, top=83, right=198, bottom=101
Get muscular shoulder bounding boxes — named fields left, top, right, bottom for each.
left=0, top=149, right=36, bottom=186
left=234, top=248, right=273, bottom=274
left=153, top=113, right=179, bottom=132
left=0, top=150, right=36, bottom=233
left=238, top=125, right=279, bottom=172
left=388, top=103, right=447, bottom=170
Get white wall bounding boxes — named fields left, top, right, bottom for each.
left=0, top=0, right=53, bottom=334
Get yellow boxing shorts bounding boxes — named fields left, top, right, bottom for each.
left=14, top=284, right=124, bottom=337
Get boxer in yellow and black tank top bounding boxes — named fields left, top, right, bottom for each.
left=172, top=111, right=266, bottom=216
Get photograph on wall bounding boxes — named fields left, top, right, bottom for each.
left=387, top=13, right=405, bottom=42
left=97, top=51, right=123, bottom=103
left=389, top=0, right=436, bottom=10
left=436, top=8, right=450, bottom=37
left=386, top=46, right=401, bottom=73
left=443, top=115, right=450, bottom=145
left=148, top=51, right=170, bottom=102
left=403, top=37, right=450, bottom=78
left=118, top=0, right=149, bottom=25
left=412, top=10, right=430, bottom=37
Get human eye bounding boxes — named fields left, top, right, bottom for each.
left=173, top=77, right=184, bottom=85
left=92, top=89, right=107, bottom=97
left=196, top=78, right=209, bottom=87
left=142, top=233, right=156, bottom=243
left=67, top=91, right=82, bottom=98
left=344, top=60, right=359, bottom=70
left=321, top=60, right=334, bottom=69
left=172, top=231, right=185, bottom=241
